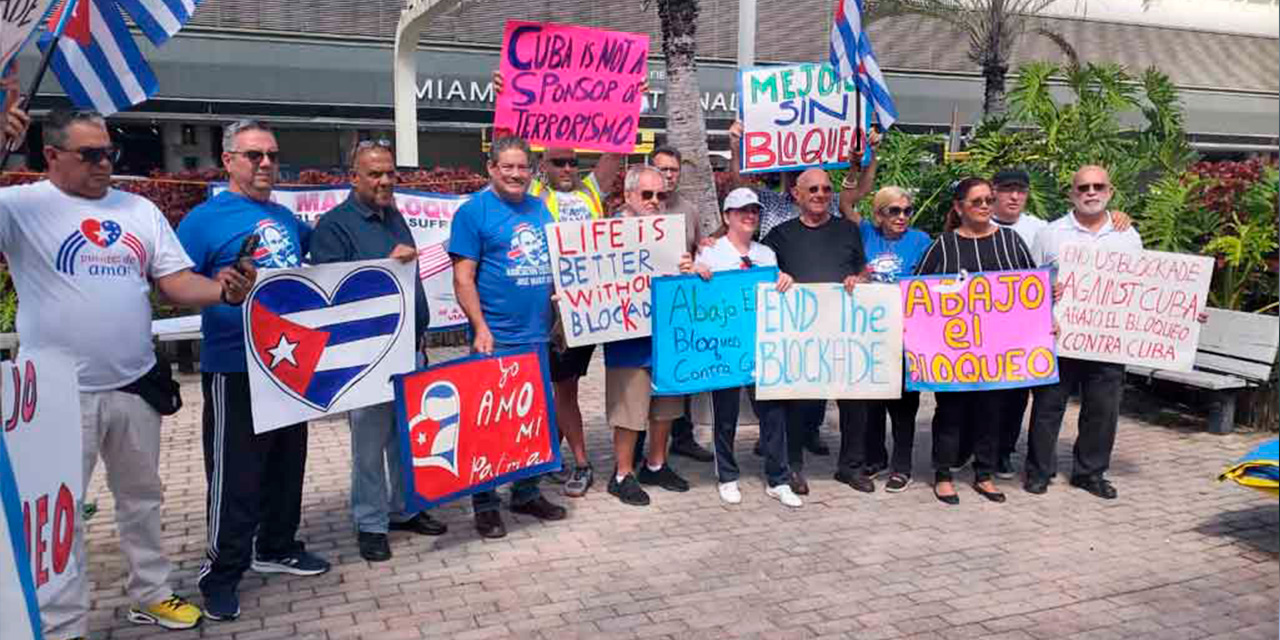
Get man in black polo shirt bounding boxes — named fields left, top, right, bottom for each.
left=762, top=167, right=874, bottom=496
left=311, top=141, right=446, bottom=562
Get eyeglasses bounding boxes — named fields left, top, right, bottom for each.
left=54, top=145, right=121, bottom=165
left=881, top=206, right=913, bottom=218
left=549, top=157, right=579, bottom=168
left=740, top=256, right=754, bottom=268
left=807, top=185, right=834, bottom=194
left=1075, top=182, right=1110, bottom=194
left=639, top=190, right=669, bottom=202
left=965, top=196, right=996, bottom=208
left=231, top=150, right=279, bottom=165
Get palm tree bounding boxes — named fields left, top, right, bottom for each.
left=867, top=0, right=1077, bottom=118
left=654, top=0, right=720, bottom=238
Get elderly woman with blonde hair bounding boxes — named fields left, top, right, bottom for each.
left=857, top=185, right=933, bottom=493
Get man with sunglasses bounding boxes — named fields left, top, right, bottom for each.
left=178, top=120, right=328, bottom=622
left=761, top=167, right=874, bottom=496
left=0, top=109, right=257, bottom=638
left=1026, top=165, right=1141, bottom=501
left=309, top=140, right=447, bottom=562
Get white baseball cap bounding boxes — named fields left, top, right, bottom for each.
left=723, top=187, right=762, bottom=212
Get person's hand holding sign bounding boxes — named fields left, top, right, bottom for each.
left=0, top=70, right=29, bottom=150
left=216, top=264, right=255, bottom=305
left=776, top=272, right=794, bottom=293
left=389, top=244, right=417, bottom=263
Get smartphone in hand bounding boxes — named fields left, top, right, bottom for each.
left=235, top=234, right=260, bottom=275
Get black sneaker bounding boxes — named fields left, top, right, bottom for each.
left=834, top=470, right=875, bottom=493
left=637, top=464, right=690, bottom=492
left=670, top=438, right=714, bottom=462
left=995, top=454, right=1017, bottom=480
left=201, top=588, right=240, bottom=621
left=251, top=546, right=330, bottom=576
left=608, top=473, right=650, bottom=506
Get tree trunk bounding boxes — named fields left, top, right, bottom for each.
left=657, top=0, right=720, bottom=239
left=982, top=61, right=1008, bottom=119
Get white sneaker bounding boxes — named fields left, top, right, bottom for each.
left=766, top=483, right=803, bottom=508
left=718, top=481, right=742, bottom=504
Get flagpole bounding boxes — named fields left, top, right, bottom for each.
left=1, top=0, right=80, bottom=168
left=853, top=81, right=863, bottom=167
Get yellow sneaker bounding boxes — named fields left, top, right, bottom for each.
left=128, top=594, right=203, bottom=630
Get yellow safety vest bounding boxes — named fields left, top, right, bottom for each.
left=530, top=177, right=604, bottom=221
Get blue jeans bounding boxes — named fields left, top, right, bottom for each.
left=349, top=400, right=416, bottom=532
left=471, top=340, right=545, bottom=513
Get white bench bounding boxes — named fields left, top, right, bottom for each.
left=1127, top=308, right=1279, bottom=434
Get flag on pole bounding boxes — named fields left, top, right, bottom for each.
left=37, top=0, right=199, bottom=115
left=829, top=0, right=898, bottom=129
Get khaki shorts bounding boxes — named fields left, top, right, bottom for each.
left=605, top=367, right=684, bottom=431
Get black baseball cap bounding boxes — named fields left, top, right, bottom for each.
left=992, top=168, right=1031, bottom=188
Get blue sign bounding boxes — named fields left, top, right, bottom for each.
left=651, top=267, right=779, bottom=395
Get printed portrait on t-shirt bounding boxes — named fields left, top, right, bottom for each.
left=506, top=222, right=550, bottom=275
left=868, top=252, right=905, bottom=283
left=252, top=218, right=300, bottom=268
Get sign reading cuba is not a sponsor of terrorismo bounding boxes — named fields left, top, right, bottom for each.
left=900, top=270, right=1058, bottom=392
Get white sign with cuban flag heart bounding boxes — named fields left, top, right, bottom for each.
left=244, top=258, right=418, bottom=434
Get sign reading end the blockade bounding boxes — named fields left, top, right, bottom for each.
left=1054, top=243, right=1213, bottom=370
left=494, top=20, right=649, bottom=153
left=738, top=62, right=869, bottom=174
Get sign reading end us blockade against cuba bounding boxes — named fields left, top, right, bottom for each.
left=1055, top=244, right=1212, bottom=371
left=738, top=62, right=869, bottom=174
left=901, top=270, right=1058, bottom=392
left=393, top=347, right=560, bottom=508
left=651, top=267, right=779, bottom=395
left=495, top=20, right=649, bottom=153
left=548, top=215, right=685, bottom=347
left=755, top=283, right=903, bottom=399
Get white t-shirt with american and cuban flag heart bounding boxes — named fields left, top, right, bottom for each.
left=0, top=180, right=193, bottom=391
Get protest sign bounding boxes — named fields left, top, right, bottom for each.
left=0, top=0, right=54, bottom=74
left=0, top=433, right=42, bottom=640
left=1054, top=243, right=1213, bottom=370
left=738, top=62, right=869, bottom=174
left=244, top=259, right=418, bottom=433
left=900, top=270, right=1058, bottom=392
left=494, top=20, right=649, bottom=153
left=651, top=267, right=778, bottom=395
left=209, top=183, right=468, bottom=331
left=755, top=283, right=902, bottom=399
left=547, top=214, right=685, bottom=347
left=0, top=350, right=82, bottom=623
left=394, top=346, right=560, bottom=508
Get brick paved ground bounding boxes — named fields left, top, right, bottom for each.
left=80, top=347, right=1278, bottom=640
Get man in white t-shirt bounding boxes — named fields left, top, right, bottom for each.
left=0, top=110, right=254, bottom=639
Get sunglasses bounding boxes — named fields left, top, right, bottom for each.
left=881, top=206, right=913, bottom=218
left=965, top=196, right=996, bottom=207
left=549, top=157, right=579, bottom=168
left=1075, top=182, right=1110, bottom=194
left=232, top=150, right=280, bottom=165
left=357, top=139, right=392, bottom=150
left=55, top=145, right=121, bottom=165
left=639, top=190, right=670, bottom=202
left=740, top=255, right=754, bottom=268
left=807, top=185, right=834, bottom=194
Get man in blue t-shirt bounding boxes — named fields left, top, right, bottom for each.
left=448, top=135, right=567, bottom=539
left=177, top=120, right=328, bottom=622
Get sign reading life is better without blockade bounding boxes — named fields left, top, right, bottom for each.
left=1055, top=244, right=1213, bottom=370
left=754, top=283, right=903, bottom=399
left=738, top=62, right=870, bottom=174
left=651, top=267, right=779, bottom=395
left=494, top=20, right=649, bottom=153
left=0, top=350, right=83, bottom=628
left=548, top=215, right=685, bottom=347
left=210, top=184, right=469, bottom=331
left=393, top=346, right=560, bottom=508
left=244, top=259, right=418, bottom=433
left=900, top=270, right=1058, bottom=392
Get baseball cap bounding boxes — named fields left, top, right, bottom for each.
left=723, top=187, right=762, bottom=211
left=993, top=168, right=1031, bottom=188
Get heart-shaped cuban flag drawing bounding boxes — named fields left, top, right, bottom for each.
left=81, top=219, right=122, bottom=247
left=247, top=266, right=405, bottom=411
left=407, top=381, right=461, bottom=477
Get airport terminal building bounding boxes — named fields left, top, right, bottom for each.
left=11, top=0, right=1279, bottom=174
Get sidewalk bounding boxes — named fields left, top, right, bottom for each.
left=81, top=347, right=1278, bottom=639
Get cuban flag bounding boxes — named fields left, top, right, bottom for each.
left=407, top=381, right=461, bottom=477
left=829, top=0, right=898, bottom=130
left=38, top=0, right=199, bottom=116
left=248, top=269, right=405, bottom=412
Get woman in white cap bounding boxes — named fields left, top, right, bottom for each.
left=677, top=187, right=800, bottom=507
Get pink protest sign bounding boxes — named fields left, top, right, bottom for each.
left=494, top=20, right=649, bottom=153
left=900, top=269, right=1059, bottom=391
